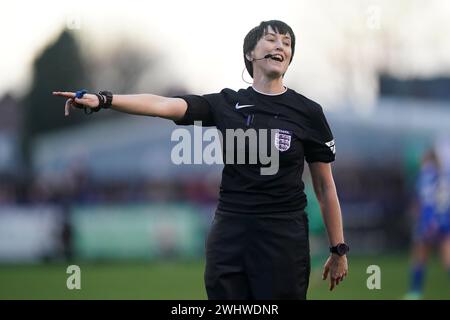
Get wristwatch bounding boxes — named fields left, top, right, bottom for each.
left=330, top=243, right=349, bottom=256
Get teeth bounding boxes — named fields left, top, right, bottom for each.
left=271, top=55, right=283, bottom=61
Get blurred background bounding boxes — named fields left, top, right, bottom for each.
left=0, top=0, right=449, bottom=299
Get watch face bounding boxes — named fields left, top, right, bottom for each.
left=337, top=244, right=349, bottom=255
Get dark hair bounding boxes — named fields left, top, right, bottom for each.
left=243, top=20, right=296, bottom=78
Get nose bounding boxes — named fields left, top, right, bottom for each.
left=274, top=39, right=284, bottom=51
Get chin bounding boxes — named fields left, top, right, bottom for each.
left=265, top=69, right=284, bottom=79
left=265, top=64, right=288, bottom=77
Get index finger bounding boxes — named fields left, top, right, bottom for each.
left=52, top=91, right=76, bottom=98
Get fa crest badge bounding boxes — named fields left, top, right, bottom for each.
left=274, top=129, right=292, bottom=152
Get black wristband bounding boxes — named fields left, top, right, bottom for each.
left=94, top=93, right=104, bottom=107
left=78, top=90, right=112, bottom=115
left=98, top=90, right=113, bottom=108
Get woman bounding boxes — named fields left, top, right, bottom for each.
left=53, top=20, right=348, bottom=300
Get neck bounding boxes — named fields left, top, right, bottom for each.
left=251, top=74, right=285, bottom=95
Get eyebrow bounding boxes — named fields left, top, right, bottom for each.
left=264, top=32, right=291, bottom=40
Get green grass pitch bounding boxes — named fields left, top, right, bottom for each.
left=0, top=255, right=448, bottom=300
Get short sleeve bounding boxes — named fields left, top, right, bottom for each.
left=304, top=106, right=336, bottom=163
left=173, top=95, right=215, bottom=126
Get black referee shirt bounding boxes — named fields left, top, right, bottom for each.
left=174, top=87, right=335, bottom=214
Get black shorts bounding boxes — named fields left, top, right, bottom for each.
left=204, top=209, right=310, bottom=300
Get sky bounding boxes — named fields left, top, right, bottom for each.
left=2, top=0, right=450, bottom=112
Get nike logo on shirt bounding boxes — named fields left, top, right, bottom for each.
left=235, top=103, right=255, bottom=109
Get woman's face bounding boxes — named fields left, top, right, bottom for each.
left=248, top=26, right=293, bottom=79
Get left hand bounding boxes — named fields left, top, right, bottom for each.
left=322, top=254, right=348, bottom=291
left=52, top=91, right=101, bottom=116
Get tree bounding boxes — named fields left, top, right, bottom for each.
left=22, top=29, right=89, bottom=170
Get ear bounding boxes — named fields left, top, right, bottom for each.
left=245, top=52, right=253, bottom=62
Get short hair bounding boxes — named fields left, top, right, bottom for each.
left=243, top=20, right=296, bottom=78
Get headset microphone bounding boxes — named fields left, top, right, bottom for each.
left=253, top=54, right=273, bottom=61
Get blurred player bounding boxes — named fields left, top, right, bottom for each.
left=405, top=148, right=450, bottom=299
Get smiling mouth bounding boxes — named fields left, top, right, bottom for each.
left=269, top=55, right=284, bottom=62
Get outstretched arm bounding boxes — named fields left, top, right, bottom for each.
left=52, top=91, right=187, bottom=121
left=308, top=162, right=348, bottom=291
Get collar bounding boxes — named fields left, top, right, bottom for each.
left=251, top=85, right=288, bottom=96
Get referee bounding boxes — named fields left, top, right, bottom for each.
left=53, top=20, right=348, bottom=300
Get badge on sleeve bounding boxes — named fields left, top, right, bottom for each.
left=325, top=139, right=336, bottom=154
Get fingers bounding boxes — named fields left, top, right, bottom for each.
left=322, top=265, right=329, bottom=280
left=53, top=91, right=76, bottom=98
left=329, top=272, right=347, bottom=291
left=56, top=92, right=78, bottom=117
left=329, top=274, right=340, bottom=291
left=324, top=256, right=348, bottom=291
left=64, top=98, right=74, bottom=117
left=323, top=264, right=335, bottom=290
left=329, top=276, right=336, bottom=291
left=331, top=273, right=339, bottom=290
